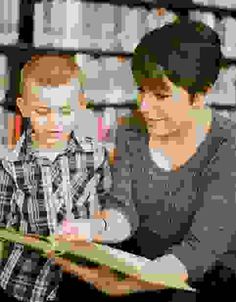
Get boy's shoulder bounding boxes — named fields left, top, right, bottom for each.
left=0, top=159, right=16, bottom=188
left=79, top=136, right=96, bottom=152
left=75, top=135, right=107, bottom=168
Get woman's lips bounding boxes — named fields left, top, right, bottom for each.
left=148, top=117, right=167, bottom=121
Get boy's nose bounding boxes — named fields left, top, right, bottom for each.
left=49, top=111, right=63, bottom=128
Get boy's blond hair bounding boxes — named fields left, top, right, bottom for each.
left=20, top=54, right=80, bottom=97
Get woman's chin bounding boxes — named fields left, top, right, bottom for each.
left=149, top=128, right=179, bottom=139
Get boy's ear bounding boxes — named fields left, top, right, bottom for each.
left=16, top=97, right=29, bottom=117
left=78, top=92, right=87, bottom=110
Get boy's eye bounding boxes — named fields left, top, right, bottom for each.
left=35, top=108, right=50, bottom=115
left=61, top=107, right=72, bottom=115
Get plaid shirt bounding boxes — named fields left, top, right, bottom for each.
left=0, top=128, right=111, bottom=302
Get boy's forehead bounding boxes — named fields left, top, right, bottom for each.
left=32, top=78, right=80, bottom=107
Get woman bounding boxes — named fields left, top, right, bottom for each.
left=54, top=18, right=236, bottom=302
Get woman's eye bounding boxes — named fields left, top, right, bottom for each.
left=138, top=87, right=144, bottom=92
left=155, top=94, right=171, bottom=100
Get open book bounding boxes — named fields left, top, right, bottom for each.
left=0, top=228, right=193, bottom=291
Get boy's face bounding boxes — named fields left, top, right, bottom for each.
left=139, top=77, right=205, bottom=139
left=18, top=78, right=81, bottom=149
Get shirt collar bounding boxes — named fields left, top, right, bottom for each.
left=16, top=127, right=84, bottom=162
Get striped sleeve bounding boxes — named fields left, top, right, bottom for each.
left=0, top=161, right=16, bottom=228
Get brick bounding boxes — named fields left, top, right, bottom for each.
left=34, top=0, right=117, bottom=50
left=117, top=6, right=146, bottom=52
left=215, top=17, right=236, bottom=59
left=0, top=55, right=8, bottom=104
left=0, top=0, right=19, bottom=45
left=205, top=65, right=236, bottom=106
left=193, top=0, right=236, bottom=10
left=75, top=54, right=137, bottom=104
left=189, top=10, right=215, bottom=29
left=145, top=8, right=176, bottom=33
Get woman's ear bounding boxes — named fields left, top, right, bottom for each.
left=16, top=97, right=29, bottom=117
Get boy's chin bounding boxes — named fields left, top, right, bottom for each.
left=43, top=138, right=67, bottom=150
left=46, top=137, right=61, bottom=143
left=46, top=132, right=69, bottom=142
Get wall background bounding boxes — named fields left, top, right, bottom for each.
left=0, top=0, right=236, bottom=157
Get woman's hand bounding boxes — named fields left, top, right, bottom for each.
left=48, top=253, right=166, bottom=296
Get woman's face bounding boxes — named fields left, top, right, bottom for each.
left=139, top=77, right=197, bottom=138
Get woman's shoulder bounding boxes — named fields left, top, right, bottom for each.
left=116, top=111, right=147, bottom=138
left=213, top=111, right=236, bottom=147
left=208, top=111, right=236, bottom=173
left=114, top=112, right=148, bottom=158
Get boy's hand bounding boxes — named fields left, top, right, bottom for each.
left=52, top=234, right=94, bottom=253
left=23, top=234, right=42, bottom=245
left=55, top=219, right=104, bottom=242
left=47, top=253, right=166, bottom=296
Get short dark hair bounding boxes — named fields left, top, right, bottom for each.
left=132, top=18, right=222, bottom=95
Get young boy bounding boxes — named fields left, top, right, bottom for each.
left=0, top=54, right=129, bottom=302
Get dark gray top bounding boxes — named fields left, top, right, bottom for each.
left=105, top=109, right=236, bottom=284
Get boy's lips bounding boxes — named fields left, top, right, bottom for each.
left=47, top=130, right=63, bottom=139
left=48, top=130, right=63, bottom=133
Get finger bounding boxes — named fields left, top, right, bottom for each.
left=54, top=234, right=73, bottom=242
left=91, top=268, right=139, bottom=296
left=23, top=235, right=41, bottom=245
left=54, top=234, right=89, bottom=244
left=181, top=273, right=188, bottom=282
left=97, top=278, right=139, bottom=297
left=54, top=257, right=100, bottom=282
left=117, top=275, right=166, bottom=293
left=45, top=250, right=56, bottom=259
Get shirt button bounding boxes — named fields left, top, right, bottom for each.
left=22, top=259, right=34, bottom=272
